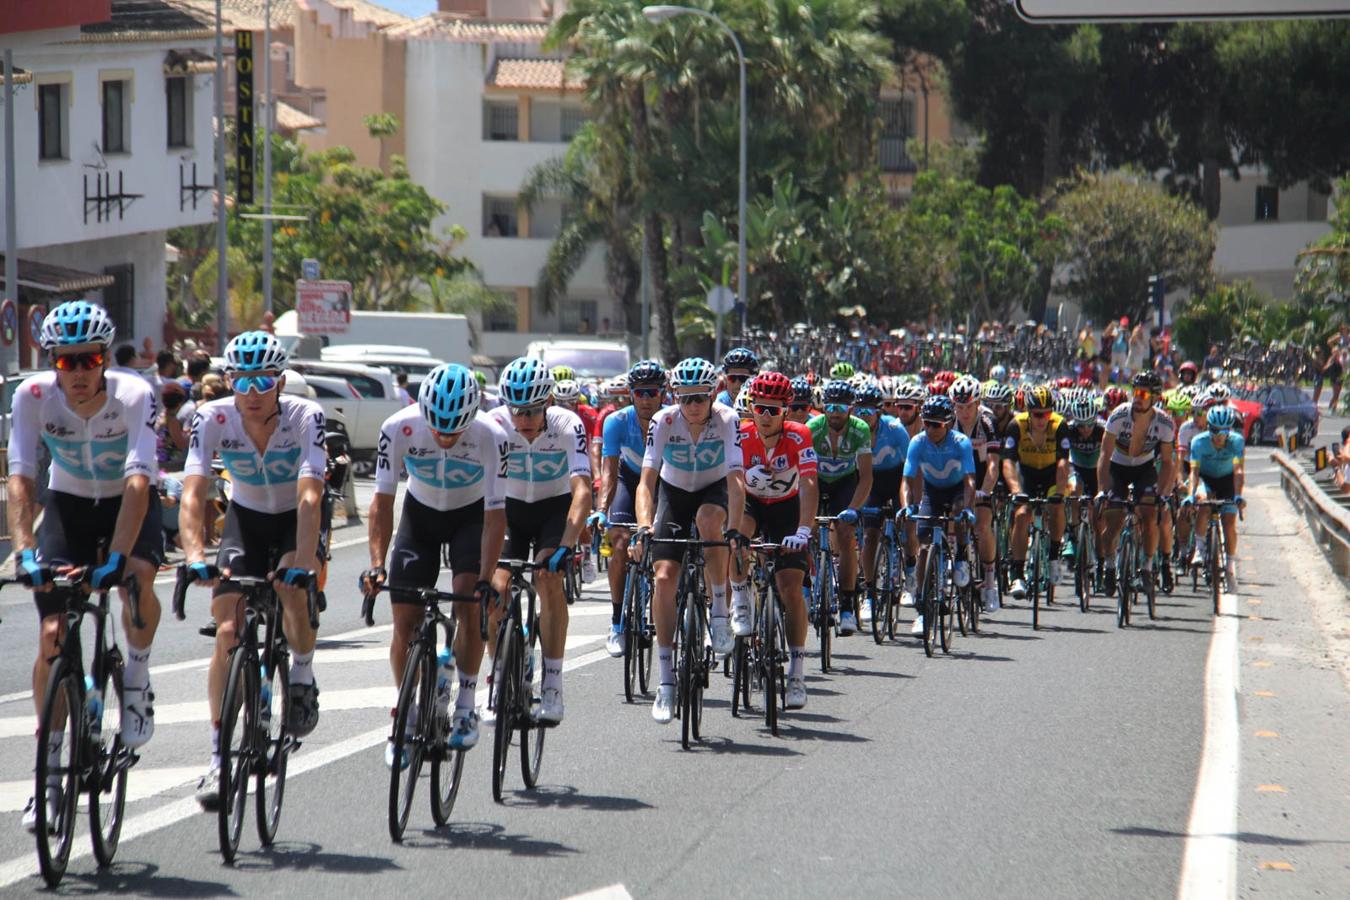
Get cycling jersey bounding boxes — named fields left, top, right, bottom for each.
left=739, top=420, right=817, bottom=503
left=807, top=415, right=872, bottom=483
left=184, top=395, right=328, bottom=515
left=904, top=430, right=975, bottom=489
left=374, top=405, right=507, bottom=511
left=575, top=403, right=599, bottom=440
left=8, top=370, right=159, bottom=500
left=1067, top=420, right=1105, bottom=470
left=1177, top=419, right=1203, bottom=463
left=869, top=414, right=911, bottom=473
left=1002, top=412, right=1071, bottom=471
left=487, top=405, right=591, bottom=502
left=715, top=389, right=736, bottom=407
left=1189, top=431, right=1245, bottom=478
left=956, top=408, right=998, bottom=465
left=1104, top=402, right=1176, bottom=466
left=642, top=403, right=743, bottom=492
left=601, top=405, right=649, bottom=479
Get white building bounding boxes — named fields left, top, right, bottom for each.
left=0, top=1, right=216, bottom=367
left=1213, top=167, right=1332, bottom=299
left=392, top=8, right=613, bottom=362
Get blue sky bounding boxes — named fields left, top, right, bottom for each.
left=378, top=0, right=438, bottom=17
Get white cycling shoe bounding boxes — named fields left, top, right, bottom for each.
left=730, top=602, right=754, bottom=638
left=901, top=571, right=918, bottom=606
left=785, top=677, right=807, bottom=710
left=448, top=709, right=480, bottom=750
left=954, top=561, right=971, bottom=588
left=982, top=585, right=1000, bottom=613
left=1009, top=577, right=1028, bottom=600
left=910, top=615, right=924, bottom=635
left=606, top=625, right=624, bottom=658
left=652, top=684, right=675, bottom=724
left=710, top=616, right=734, bottom=655
left=535, top=687, right=564, bottom=724
left=837, top=611, right=858, bottom=636
left=1048, top=560, right=1062, bottom=583
left=22, top=787, right=61, bottom=834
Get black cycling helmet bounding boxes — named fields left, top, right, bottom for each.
left=821, top=380, right=855, bottom=406
left=854, top=382, right=883, bottom=408
left=627, top=359, right=666, bottom=387
left=1132, top=369, right=1163, bottom=392
left=790, top=375, right=812, bottom=403
left=722, top=347, right=759, bottom=372
left=921, top=395, right=956, bottom=423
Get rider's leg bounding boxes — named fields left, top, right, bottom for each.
left=606, top=526, right=630, bottom=623
left=652, top=559, right=680, bottom=684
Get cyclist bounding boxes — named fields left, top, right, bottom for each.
left=486, top=358, right=592, bottom=724
left=989, top=364, right=1009, bottom=385
left=9, top=301, right=163, bottom=832
left=893, top=381, right=927, bottom=604
left=807, top=380, right=874, bottom=635
left=830, top=361, right=856, bottom=381
left=632, top=357, right=746, bottom=724
left=1177, top=360, right=1200, bottom=388
left=736, top=372, right=818, bottom=709
left=1001, top=385, right=1071, bottom=599
left=716, top=347, right=759, bottom=407
left=901, top=395, right=977, bottom=636
left=1065, top=392, right=1108, bottom=586
left=552, top=378, right=601, bottom=476
left=362, top=364, right=506, bottom=756
left=853, top=381, right=910, bottom=620
left=1097, top=371, right=1177, bottom=595
left=950, top=375, right=1001, bottom=611
left=180, top=331, right=327, bottom=809
left=1174, top=388, right=1208, bottom=557
left=592, top=360, right=667, bottom=657
left=1186, top=405, right=1246, bottom=593
left=786, top=376, right=815, bottom=425
left=984, top=381, right=1016, bottom=438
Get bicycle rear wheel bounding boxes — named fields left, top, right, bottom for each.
left=921, top=551, right=940, bottom=658
left=491, top=628, right=518, bottom=802
left=89, top=659, right=127, bottom=868
left=679, top=598, right=695, bottom=750
left=1029, top=530, right=1042, bottom=631
left=256, top=653, right=290, bottom=846
left=217, top=647, right=254, bottom=863
left=1146, top=560, right=1158, bottom=620
left=730, top=636, right=749, bottom=717
left=388, top=642, right=426, bottom=841
left=762, top=603, right=780, bottom=736
left=520, top=613, right=545, bottom=789
left=431, top=649, right=466, bottom=826
left=872, top=543, right=890, bottom=644
left=35, top=659, right=81, bottom=887
left=1210, top=525, right=1222, bottom=615
left=637, top=580, right=653, bottom=695
left=1117, top=533, right=1134, bottom=628
left=1076, top=519, right=1091, bottom=613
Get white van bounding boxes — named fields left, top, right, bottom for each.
left=524, top=339, right=631, bottom=380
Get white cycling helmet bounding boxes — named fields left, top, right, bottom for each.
left=499, top=357, right=555, bottom=407
left=225, top=330, right=290, bottom=372
left=895, top=382, right=927, bottom=404
left=553, top=379, right=582, bottom=404
left=948, top=374, right=982, bottom=404
left=40, top=300, right=116, bottom=349
left=670, top=357, right=718, bottom=389
left=1206, top=382, right=1231, bottom=403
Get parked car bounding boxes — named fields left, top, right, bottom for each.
left=1231, top=383, right=1319, bottom=446
left=288, top=361, right=405, bottom=474
left=319, top=345, right=445, bottom=393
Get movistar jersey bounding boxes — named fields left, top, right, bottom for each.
left=1189, top=431, right=1245, bottom=479
left=601, top=405, right=648, bottom=479
left=487, top=405, right=591, bottom=503
left=374, top=405, right=506, bottom=511
left=903, top=430, right=976, bottom=489
left=869, top=414, right=910, bottom=473
left=642, top=403, right=743, bottom=492
left=8, top=370, right=159, bottom=500
left=184, top=395, right=327, bottom=514
left=807, top=415, right=872, bottom=483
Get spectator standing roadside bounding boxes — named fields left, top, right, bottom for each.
left=111, top=344, right=140, bottom=375
left=185, top=351, right=211, bottom=401
left=394, top=372, right=414, bottom=406
left=1107, top=319, right=1129, bottom=380
left=1333, top=425, right=1350, bottom=495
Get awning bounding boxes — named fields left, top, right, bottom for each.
left=0, top=256, right=115, bottom=296
left=275, top=100, right=322, bottom=132
left=164, top=49, right=215, bottom=76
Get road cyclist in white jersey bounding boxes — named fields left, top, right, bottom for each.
left=590, top=360, right=668, bottom=657
left=8, top=301, right=164, bottom=833
left=362, top=364, right=507, bottom=758
left=177, top=331, right=328, bottom=809
left=486, top=357, right=593, bottom=725
left=629, top=357, right=747, bottom=724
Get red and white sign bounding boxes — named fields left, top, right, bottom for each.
left=295, top=279, right=352, bottom=335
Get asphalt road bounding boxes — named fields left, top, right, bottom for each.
left=0, top=452, right=1346, bottom=898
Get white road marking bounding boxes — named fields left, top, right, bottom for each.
left=566, top=885, right=634, bottom=900
left=0, top=767, right=203, bottom=813
left=1177, top=598, right=1240, bottom=900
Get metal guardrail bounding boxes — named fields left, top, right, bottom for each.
left=1271, top=448, right=1350, bottom=578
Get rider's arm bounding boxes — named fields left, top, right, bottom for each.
left=726, top=469, right=746, bottom=535
left=478, top=419, right=508, bottom=581
left=1157, top=440, right=1177, bottom=497
left=850, top=451, right=873, bottom=510
left=368, top=493, right=394, bottom=569
left=636, top=466, right=658, bottom=529
left=798, top=473, right=819, bottom=530
left=108, top=475, right=151, bottom=558
left=560, top=473, right=591, bottom=549
left=368, top=414, right=405, bottom=568
left=1054, top=421, right=1071, bottom=495
left=5, top=383, right=39, bottom=550
left=179, top=474, right=210, bottom=564
left=5, top=475, right=38, bottom=552
left=290, top=404, right=329, bottom=572
left=107, top=383, right=160, bottom=558
left=1001, top=424, right=1022, bottom=493
left=962, top=473, right=977, bottom=511
left=599, top=456, right=620, bottom=514
left=1097, top=430, right=1118, bottom=495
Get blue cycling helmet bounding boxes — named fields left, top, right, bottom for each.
left=790, top=376, right=812, bottom=403
left=419, top=363, right=480, bottom=434
left=722, top=347, right=759, bottom=372
left=670, top=357, right=717, bottom=389
left=921, top=395, right=956, bottom=423
left=989, top=364, right=1008, bottom=384
left=854, top=382, right=883, bottom=407
left=821, top=379, right=855, bottom=406
left=224, top=330, right=289, bottom=372
left=1206, top=404, right=1236, bottom=431
left=628, top=359, right=666, bottom=387
left=499, top=357, right=555, bottom=406
left=40, top=300, right=116, bottom=349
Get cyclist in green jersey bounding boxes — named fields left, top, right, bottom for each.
left=807, top=380, right=873, bottom=634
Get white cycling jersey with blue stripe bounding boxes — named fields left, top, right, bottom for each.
left=642, top=402, right=744, bottom=492
left=487, top=405, right=591, bottom=502
left=374, top=404, right=506, bottom=511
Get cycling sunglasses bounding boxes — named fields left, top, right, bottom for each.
left=1132, top=388, right=1155, bottom=399
left=896, top=403, right=917, bottom=412
left=1030, top=409, right=1052, bottom=418
left=1208, top=425, right=1231, bottom=435
left=677, top=393, right=710, bottom=405
left=232, top=373, right=279, bottom=394
left=509, top=403, right=547, bottom=417
left=631, top=387, right=662, bottom=399
left=923, top=418, right=949, bottom=429
left=789, top=403, right=811, bottom=412
left=855, top=406, right=879, bottom=417
left=752, top=403, right=784, bottom=416
left=726, top=373, right=751, bottom=383
left=824, top=403, right=851, bottom=415
left=52, top=350, right=105, bottom=372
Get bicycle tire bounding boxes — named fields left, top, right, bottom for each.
left=431, top=640, right=466, bottom=826
left=922, top=550, right=940, bottom=658
left=1076, top=520, right=1091, bottom=613
left=491, top=626, right=518, bottom=803
left=1210, top=524, right=1222, bottom=615
left=1117, top=531, right=1134, bottom=628
left=679, top=598, right=694, bottom=750
left=34, top=659, right=80, bottom=887
left=1030, top=528, right=1042, bottom=632
left=622, top=571, right=639, bottom=703
left=217, top=646, right=253, bottom=863
left=388, top=641, right=426, bottom=841
left=762, top=602, right=780, bottom=736
left=872, top=542, right=889, bottom=644
left=691, top=601, right=706, bottom=742
left=89, top=657, right=127, bottom=868
left=1146, top=561, right=1158, bottom=620
left=638, top=578, right=653, bottom=695
left=520, top=610, right=545, bottom=789
left=730, top=637, right=749, bottom=717
left=819, top=554, right=834, bottom=673
left=256, top=650, right=290, bottom=847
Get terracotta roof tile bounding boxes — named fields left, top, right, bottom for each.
left=385, top=13, right=550, bottom=43
left=489, top=57, right=582, bottom=91
left=275, top=99, right=322, bottom=130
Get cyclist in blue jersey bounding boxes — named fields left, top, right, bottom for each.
left=900, top=395, right=976, bottom=636
left=591, top=360, right=667, bottom=656
left=853, top=382, right=909, bottom=620
left=715, top=347, right=758, bottom=408
left=1185, top=405, right=1246, bottom=593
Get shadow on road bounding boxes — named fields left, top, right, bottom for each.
left=828, top=666, right=912, bottom=680
left=51, top=860, right=237, bottom=897
left=674, top=735, right=803, bottom=757
left=404, top=822, right=578, bottom=857
left=778, top=724, right=869, bottom=744
left=503, top=783, right=653, bottom=813
left=1112, top=825, right=1350, bottom=847
left=231, top=841, right=400, bottom=874
left=945, top=651, right=1014, bottom=662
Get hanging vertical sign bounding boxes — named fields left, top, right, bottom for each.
left=235, top=29, right=255, bottom=205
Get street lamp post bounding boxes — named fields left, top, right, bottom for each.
left=642, top=5, right=747, bottom=359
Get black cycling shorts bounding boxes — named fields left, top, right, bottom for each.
left=916, top=482, right=964, bottom=543
left=1106, top=460, right=1159, bottom=503
left=1072, top=464, right=1098, bottom=497
left=1019, top=465, right=1062, bottom=499
left=608, top=469, right=642, bottom=527
left=743, top=494, right=807, bottom=573
left=818, top=471, right=858, bottom=518
left=864, top=468, right=903, bottom=526
left=652, top=478, right=728, bottom=563
left=215, top=502, right=319, bottom=598
left=36, top=489, right=164, bottom=619
left=388, top=495, right=484, bottom=604
left=504, top=493, right=573, bottom=562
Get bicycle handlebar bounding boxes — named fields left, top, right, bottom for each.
left=172, top=565, right=319, bottom=629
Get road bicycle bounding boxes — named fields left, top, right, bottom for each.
left=902, top=510, right=972, bottom=657
left=1069, top=493, right=1097, bottom=612
left=807, top=515, right=840, bottom=672
left=731, top=543, right=789, bottom=736
left=1192, top=497, right=1244, bottom=615
left=361, top=584, right=484, bottom=841
left=173, top=565, right=318, bottom=863
left=489, top=558, right=551, bottom=801
left=4, top=566, right=143, bottom=887
left=860, top=504, right=900, bottom=643
left=620, top=547, right=654, bottom=703
left=1013, top=495, right=1062, bottom=631
left=1106, top=496, right=1157, bottom=628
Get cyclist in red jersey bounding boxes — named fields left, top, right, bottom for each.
left=553, top=378, right=600, bottom=473
left=734, top=373, right=818, bottom=710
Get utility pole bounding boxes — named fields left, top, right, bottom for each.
left=214, top=0, right=228, bottom=351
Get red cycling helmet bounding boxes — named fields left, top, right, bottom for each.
left=919, top=366, right=935, bottom=383
left=747, top=371, right=793, bottom=405
left=928, top=380, right=949, bottom=396
left=1103, top=386, right=1128, bottom=409
left=1078, top=377, right=1095, bottom=389
left=1054, top=375, right=1076, bottom=389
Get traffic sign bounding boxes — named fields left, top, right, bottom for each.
left=295, top=279, right=352, bottom=335
left=0, top=299, right=16, bottom=346
left=706, top=285, right=736, bottom=316
left=28, top=304, right=46, bottom=345
left=1015, top=1, right=1350, bottom=21
left=302, top=258, right=320, bottom=281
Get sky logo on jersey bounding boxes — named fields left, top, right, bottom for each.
left=919, top=458, right=964, bottom=484
left=664, top=442, right=724, bottom=471
left=219, top=446, right=303, bottom=485
left=505, top=449, right=567, bottom=482
left=405, top=454, right=484, bottom=489
left=43, top=433, right=128, bottom=482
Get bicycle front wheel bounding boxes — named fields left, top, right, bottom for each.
left=35, top=658, right=81, bottom=886
left=89, top=659, right=127, bottom=868
left=388, top=642, right=425, bottom=841
left=217, top=647, right=254, bottom=863
left=872, top=543, right=890, bottom=645
left=678, top=599, right=694, bottom=750
left=921, top=551, right=940, bottom=658
left=431, top=644, right=466, bottom=826
left=622, top=572, right=639, bottom=703
left=1076, top=520, right=1092, bottom=613
left=638, top=579, right=654, bottom=695
left=1210, top=528, right=1222, bottom=615
left=520, top=616, right=545, bottom=790
left=491, top=627, right=518, bottom=803
left=256, top=654, right=291, bottom=846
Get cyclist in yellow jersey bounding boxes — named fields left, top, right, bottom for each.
left=1001, top=385, right=1071, bottom=599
